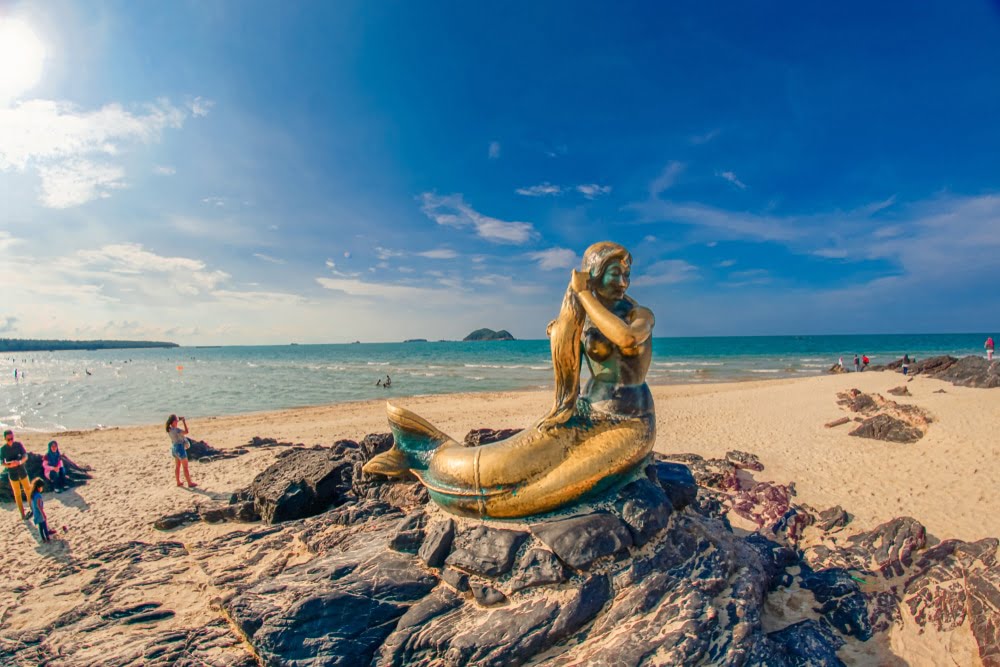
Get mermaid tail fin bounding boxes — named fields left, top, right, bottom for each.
left=362, top=402, right=459, bottom=476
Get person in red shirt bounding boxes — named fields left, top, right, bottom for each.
left=986, top=337, right=994, bottom=361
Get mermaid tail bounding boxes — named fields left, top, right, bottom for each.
left=362, top=401, right=655, bottom=518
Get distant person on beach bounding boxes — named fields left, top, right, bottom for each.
left=166, top=415, right=197, bottom=488
left=29, top=479, right=51, bottom=542
left=987, top=337, right=995, bottom=361
left=902, top=354, right=911, bottom=376
left=376, top=378, right=382, bottom=386
left=854, top=354, right=860, bottom=372
left=2, top=430, right=33, bottom=519
left=862, top=354, right=870, bottom=371
left=42, top=440, right=68, bottom=493
left=385, top=375, right=392, bottom=388
left=838, top=356, right=844, bottom=369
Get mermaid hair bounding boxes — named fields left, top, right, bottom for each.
left=541, top=241, right=631, bottom=429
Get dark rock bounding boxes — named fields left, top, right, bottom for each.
left=441, top=567, right=470, bottom=592
left=815, top=505, right=850, bottom=532
left=531, top=511, right=633, bottom=569
left=743, top=533, right=798, bottom=591
left=508, top=548, right=569, bottom=593
left=648, top=459, right=698, bottom=511
left=388, top=511, right=427, bottom=553
left=886, top=385, right=910, bottom=396
left=613, top=477, right=672, bottom=546
left=462, top=427, right=524, bottom=447
left=837, top=388, right=877, bottom=413
left=932, top=355, right=1000, bottom=388
left=767, top=619, right=846, bottom=667
left=470, top=582, right=507, bottom=606
left=827, top=363, right=850, bottom=374
left=911, top=355, right=959, bottom=376
left=849, top=414, right=923, bottom=443
left=663, top=453, right=739, bottom=491
left=727, top=449, right=764, bottom=471
left=800, top=567, right=873, bottom=640
left=198, top=501, right=259, bottom=524
left=418, top=519, right=455, bottom=568
left=805, top=516, right=927, bottom=579
left=445, top=525, right=529, bottom=577
left=243, top=444, right=362, bottom=524
left=153, top=510, right=199, bottom=531
left=358, top=433, right=393, bottom=462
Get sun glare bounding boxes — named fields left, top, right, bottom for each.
left=0, top=18, right=46, bottom=102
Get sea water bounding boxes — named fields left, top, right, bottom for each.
left=0, top=333, right=990, bottom=431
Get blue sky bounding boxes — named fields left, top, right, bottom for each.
left=2, top=1, right=999, bottom=344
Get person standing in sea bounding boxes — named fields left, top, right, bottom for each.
left=166, top=415, right=197, bottom=488
left=2, top=430, right=33, bottom=519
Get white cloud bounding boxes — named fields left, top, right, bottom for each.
left=253, top=253, right=285, bottom=264
left=0, top=316, right=18, bottom=333
left=374, top=246, right=404, bottom=260
left=317, top=277, right=455, bottom=302
left=417, top=248, right=458, bottom=259
left=0, top=231, right=23, bottom=252
left=716, top=259, right=736, bottom=268
left=153, top=165, right=176, bottom=176
left=690, top=129, right=721, bottom=145
left=717, top=170, right=747, bottom=190
left=325, top=259, right=337, bottom=269
left=723, top=269, right=771, bottom=288
left=812, top=248, right=849, bottom=259
left=575, top=184, right=612, bottom=199
left=419, top=192, right=537, bottom=245
left=528, top=248, right=577, bottom=270
left=636, top=259, right=699, bottom=286
left=202, top=196, right=226, bottom=207
left=0, top=97, right=199, bottom=208
left=66, top=243, right=230, bottom=296
left=516, top=183, right=562, bottom=197
left=211, top=290, right=307, bottom=306
left=488, top=141, right=501, bottom=159
left=189, top=96, right=214, bottom=117
left=650, top=161, right=685, bottom=196
left=36, top=159, right=125, bottom=208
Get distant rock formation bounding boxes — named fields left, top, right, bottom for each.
left=873, top=355, right=999, bottom=388
left=463, top=328, right=515, bottom=341
left=403, top=338, right=428, bottom=343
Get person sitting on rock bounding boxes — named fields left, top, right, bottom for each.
left=42, top=440, right=69, bottom=493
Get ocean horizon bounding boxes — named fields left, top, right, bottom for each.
left=2, top=332, right=992, bottom=432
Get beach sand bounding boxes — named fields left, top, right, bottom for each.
left=1, top=370, right=996, bottom=664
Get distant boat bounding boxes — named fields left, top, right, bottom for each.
left=290, top=343, right=300, bottom=346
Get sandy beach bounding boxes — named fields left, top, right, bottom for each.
left=1, top=370, right=997, bottom=664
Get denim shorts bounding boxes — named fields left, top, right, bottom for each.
left=171, top=442, right=188, bottom=460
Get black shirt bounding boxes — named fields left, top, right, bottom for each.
left=1, top=441, right=28, bottom=481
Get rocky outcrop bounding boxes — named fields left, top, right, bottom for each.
left=0, top=451, right=92, bottom=501
left=236, top=442, right=363, bottom=523
left=834, top=389, right=932, bottom=443
left=933, top=356, right=1000, bottom=388
left=462, top=328, right=516, bottom=341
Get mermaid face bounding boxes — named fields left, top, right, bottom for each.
left=595, top=260, right=630, bottom=302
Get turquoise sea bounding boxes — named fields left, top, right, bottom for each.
left=1, top=333, right=991, bottom=432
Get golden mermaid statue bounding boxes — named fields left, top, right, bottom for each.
left=363, top=241, right=656, bottom=518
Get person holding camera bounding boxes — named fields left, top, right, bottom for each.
left=166, top=414, right=197, bottom=488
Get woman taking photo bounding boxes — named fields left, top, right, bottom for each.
left=166, top=414, right=197, bottom=488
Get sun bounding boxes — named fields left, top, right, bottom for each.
left=0, top=18, right=46, bottom=102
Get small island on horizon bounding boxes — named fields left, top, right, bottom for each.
left=0, top=338, right=179, bottom=352
left=462, top=328, right=516, bottom=342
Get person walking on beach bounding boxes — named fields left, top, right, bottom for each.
left=986, top=337, right=995, bottom=361
left=902, top=354, right=911, bottom=376
left=29, top=479, right=51, bottom=542
left=42, top=440, right=69, bottom=492
left=166, top=415, right=197, bottom=488
left=2, top=430, right=33, bottom=519
left=853, top=354, right=860, bottom=372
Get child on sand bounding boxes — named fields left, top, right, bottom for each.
left=166, top=414, right=197, bottom=488
left=30, top=479, right=51, bottom=542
